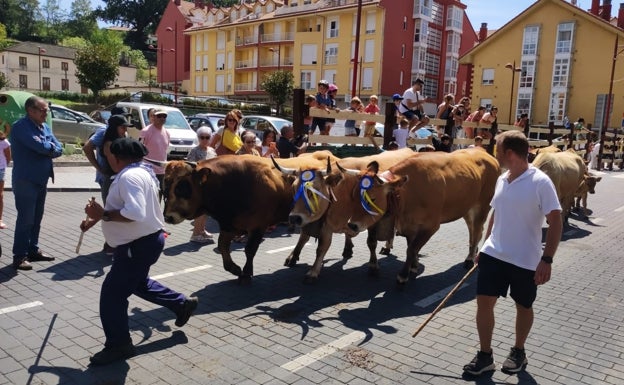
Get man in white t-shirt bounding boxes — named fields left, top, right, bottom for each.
left=82, top=137, right=198, bottom=366
left=398, top=78, right=430, bottom=130
left=463, top=130, right=562, bottom=377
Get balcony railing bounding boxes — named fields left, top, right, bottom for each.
left=235, top=59, right=257, bottom=69
left=236, top=35, right=259, bottom=46
left=324, top=55, right=338, bottom=65
left=261, top=32, right=295, bottom=43
left=235, top=82, right=256, bottom=91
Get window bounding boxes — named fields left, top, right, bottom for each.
left=362, top=68, right=373, bottom=90
left=414, top=0, right=432, bottom=17
left=364, top=39, right=374, bottom=62
left=548, top=91, right=567, bottom=123
left=403, top=17, right=407, bottom=31
left=324, top=45, right=338, bottom=65
left=446, top=6, right=463, bottom=30
left=217, top=31, right=226, bottom=50
left=328, top=19, right=339, bottom=38
left=413, top=47, right=426, bottom=71
left=196, top=35, right=203, bottom=52
left=365, top=12, right=376, bottom=34
left=482, top=68, right=494, bottom=85
left=518, top=60, right=535, bottom=88
left=195, top=76, right=201, bottom=92
left=414, top=19, right=428, bottom=43
left=443, top=80, right=457, bottom=96
left=401, top=44, right=405, bottom=59
left=516, top=92, right=532, bottom=117
left=446, top=31, right=460, bottom=55
left=427, top=28, right=441, bottom=51
left=61, top=62, right=69, bottom=71
left=552, top=58, right=569, bottom=87
left=195, top=56, right=201, bottom=71
left=19, top=56, right=27, bottom=68
left=556, top=22, right=574, bottom=54
left=445, top=57, right=458, bottom=78
left=42, top=77, right=50, bottom=91
left=301, top=44, right=317, bottom=65
left=300, top=71, right=314, bottom=90
left=61, top=78, right=69, bottom=91
left=42, top=59, right=50, bottom=69
left=522, top=26, right=540, bottom=55
left=19, top=74, right=28, bottom=88
left=204, top=32, right=209, bottom=51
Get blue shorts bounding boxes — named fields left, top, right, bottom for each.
left=476, top=252, right=537, bottom=308
left=402, top=109, right=422, bottom=121
left=0, top=168, right=5, bottom=182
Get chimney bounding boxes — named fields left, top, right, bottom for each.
left=591, top=0, right=600, bottom=15
left=619, top=3, right=624, bottom=28
left=603, top=0, right=613, bottom=21
left=478, top=23, right=488, bottom=42
left=571, top=0, right=577, bottom=6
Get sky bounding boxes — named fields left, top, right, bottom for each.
left=60, top=0, right=596, bottom=31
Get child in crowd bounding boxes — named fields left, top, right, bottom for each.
left=364, top=95, right=380, bottom=138
left=303, top=94, right=316, bottom=134
left=392, top=118, right=410, bottom=149
left=0, top=128, right=12, bottom=229
left=344, top=97, right=364, bottom=138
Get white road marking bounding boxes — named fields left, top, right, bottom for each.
left=265, top=243, right=311, bottom=254
left=592, top=217, right=604, bottom=224
left=281, top=331, right=366, bottom=372
left=612, top=174, right=624, bottom=179
left=615, top=205, right=624, bottom=212
left=152, top=264, right=212, bottom=280
left=414, top=283, right=469, bottom=308
left=0, top=301, right=44, bottom=315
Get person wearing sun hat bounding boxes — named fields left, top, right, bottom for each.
left=82, top=137, right=198, bottom=366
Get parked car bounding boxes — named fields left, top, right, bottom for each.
left=187, top=113, right=225, bottom=133
left=89, top=109, right=111, bottom=124
left=49, top=104, right=106, bottom=144
left=116, top=102, right=198, bottom=159
left=239, top=115, right=292, bottom=141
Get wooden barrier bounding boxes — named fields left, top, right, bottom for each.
left=598, top=128, right=623, bottom=171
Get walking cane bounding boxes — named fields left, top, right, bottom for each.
left=75, top=197, right=96, bottom=254
left=412, top=263, right=478, bottom=337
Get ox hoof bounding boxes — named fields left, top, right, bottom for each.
left=225, top=264, right=243, bottom=277
left=342, top=250, right=354, bottom=260
left=303, top=275, right=319, bottom=284
left=463, top=259, right=475, bottom=269
left=237, top=275, right=253, bottom=285
left=379, top=247, right=391, bottom=255
left=368, top=266, right=380, bottom=277
left=410, top=262, right=425, bottom=278
left=284, top=257, right=298, bottom=267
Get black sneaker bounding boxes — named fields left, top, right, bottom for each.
left=501, top=347, right=527, bottom=374
left=89, top=342, right=135, bottom=366
left=175, top=297, right=198, bottom=327
left=463, top=350, right=496, bottom=376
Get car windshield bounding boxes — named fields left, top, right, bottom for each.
left=142, top=109, right=190, bottom=130
left=270, top=119, right=291, bottom=131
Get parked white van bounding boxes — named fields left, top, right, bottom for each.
left=116, top=102, right=198, bottom=159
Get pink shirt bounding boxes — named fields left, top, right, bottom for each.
left=140, top=124, right=170, bottom=174
left=365, top=103, right=380, bottom=125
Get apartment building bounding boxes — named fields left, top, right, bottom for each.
left=173, top=0, right=477, bottom=105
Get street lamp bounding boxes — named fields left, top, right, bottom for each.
left=166, top=23, right=178, bottom=105
left=505, top=61, right=522, bottom=125
left=269, top=46, right=281, bottom=70
left=351, top=0, right=363, bottom=98
left=37, top=46, right=46, bottom=91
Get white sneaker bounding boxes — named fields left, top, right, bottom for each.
left=190, top=234, right=213, bottom=243
left=203, top=230, right=214, bottom=239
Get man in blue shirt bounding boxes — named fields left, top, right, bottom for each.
left=10, top=96, right=63, bottom=270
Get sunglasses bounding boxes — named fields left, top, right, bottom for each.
left=33, top=107, right=49, bottom=113
left=156, top=115, right=167, bottom=119
left=199, top=136, right=211, bottom=140
left=245, top=140, right=255, bottom=144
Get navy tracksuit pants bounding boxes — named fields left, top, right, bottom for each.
left=100, top=230, right=186, bottom=347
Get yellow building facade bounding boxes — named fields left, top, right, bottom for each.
left=186, top=0, right=384, bottom=102
left=460, top=0, right=624, bottom=129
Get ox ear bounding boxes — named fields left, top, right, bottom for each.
left=271, top=155, right=297, bottom=175
left=196, top=167, right=213, bottom=185
left=336, top=162, right=359, bottom=175
left=596, top=176, right=602, bottom=182
left=366, top=161, right=380, bottom=175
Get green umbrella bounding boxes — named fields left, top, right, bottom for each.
left=0, top=91, right=53, bottom=138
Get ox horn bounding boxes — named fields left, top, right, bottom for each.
left=144, top=157, right=170, bottom=168
left=319, top=156, right=332, bottom=176
left=270, top=155, right=297, bottom=175
left=336, top=162, right=359, bottom=176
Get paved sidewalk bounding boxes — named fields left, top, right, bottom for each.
left=4, top=165, right=100, bottom=192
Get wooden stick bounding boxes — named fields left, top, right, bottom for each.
left=75, top=197, right=96, bottom=254
left=412, top=263, right=478, bottom=337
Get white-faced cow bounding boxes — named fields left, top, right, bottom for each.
left=162, top=151, right=337, bottom=283
left=346, top=148, right=500, bottom=285
left=272, top=148, right=416, bottom=281
left=574, top=173, right=602, bottom=218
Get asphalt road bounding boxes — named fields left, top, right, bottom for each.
left=0, top=169, right=623, bottom=384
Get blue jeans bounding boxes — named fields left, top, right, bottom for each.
left=12, top=179, right=47, bottom=262
left=100, top=230, right=186, bottom=347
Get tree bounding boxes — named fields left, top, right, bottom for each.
left=0, top=72, right=9, bottom=90
left=74, top=31, right=123, bottom=100
left=0, top=0, right=41, bottom=40
left=65, top=0, right=98, bottom=39
left=40, top=0, right=66, bottom=43
left=260, top=70, right=294, bottom=116
left=95, top=0, right=168, bottom=51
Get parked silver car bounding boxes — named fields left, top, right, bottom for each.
left=239, top=115, right=292, bottom=141
left=49, top=105, right=106, bottom=144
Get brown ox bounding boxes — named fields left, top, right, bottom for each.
left=346, top=148, right=500, bottom=284
left=532, top=149, right=585, bottom=223
left=273, top=148, right=416, bottom=281
left=574, top=173, right=602, bottom=218
left=162, top=151, right=338, bottom=283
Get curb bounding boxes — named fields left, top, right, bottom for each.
left=4, top=187, right=101, bottom=192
